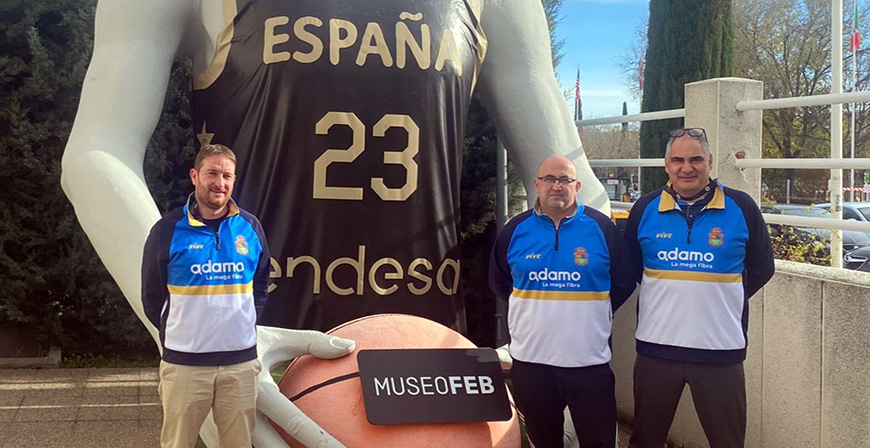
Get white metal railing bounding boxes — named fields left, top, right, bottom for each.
left=577, top=87, right=870, bottom=271
left=737, top=90, right=870, bottom=111
left=576, top=108, right=684, bottom=127
left=594, top=157, right=870, bottom=170
left=603, top=204, right=870, bottom=233
left=589, top=159, right=664, bottom=168
left=736, top=158, right=870, bottom=169
left=762, top=214, right=870, bottom=232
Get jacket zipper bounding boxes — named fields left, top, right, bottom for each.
left=211, top=220, right=222, bottom=250
left=685, top=206, right=693, bottom=244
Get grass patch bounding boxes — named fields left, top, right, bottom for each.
left=271, top=361, right=291, bottom=383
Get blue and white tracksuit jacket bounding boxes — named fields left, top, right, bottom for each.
left=624, top=183, right=774, bottom=364
left=142, top=196, right=270, bottom=366
left=489, top=204, right=636, bottom=368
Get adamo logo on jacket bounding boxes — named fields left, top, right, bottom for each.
left=528, top=268, right=582, bottom=282
left=190, top=260, right=246, bottom=275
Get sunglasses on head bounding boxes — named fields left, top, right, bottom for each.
left=669, top=128, right=707, bottom=139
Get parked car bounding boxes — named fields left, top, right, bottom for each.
left=761, top=204, right=870, bottom=256
left=816, top=202, right=870, bottom=222
left=844, top=246, right=870, bottom=271
left=761, top=204, right=828, bottom=238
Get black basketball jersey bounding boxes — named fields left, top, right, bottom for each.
left=190, top=0, right=486, bottom=331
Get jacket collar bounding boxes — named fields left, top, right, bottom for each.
left=658, top=182, right=725, bottom=212
left=184, top=193, right=240, bottom=227
left=533, top=198, right=584, bottom=224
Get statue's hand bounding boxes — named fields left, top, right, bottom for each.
left=495, top=343, right=512, bottom=370
left=252, top=326, right=356, bottom=447
left=561, top=407, right=579, bottom=448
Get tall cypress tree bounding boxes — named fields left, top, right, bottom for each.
left=639, top=0, right=733, bottom=192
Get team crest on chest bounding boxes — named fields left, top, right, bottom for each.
left=708, top=227, right=724, bottom=248
left=574, top=247, right=588, bottom=266
left=235, top=236, right=249, bottom=255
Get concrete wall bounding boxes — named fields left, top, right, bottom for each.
left=613, top=260, right=870, bottom=447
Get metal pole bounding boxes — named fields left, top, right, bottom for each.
left=832, top=0, right=845, bottom=268
left=496, top=139, right=507, bottom=231
left=495, top=138, right=508, bottom=347
left=852, top=103, right=857, bottom=202
left=851, top=0, right=858, bottom=202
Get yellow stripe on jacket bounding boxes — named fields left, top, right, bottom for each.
left=511, top=288, right=609, bottom=301
left=644, top=269, right=742, bottom=283
left=168, top=282, right=253, bottom=296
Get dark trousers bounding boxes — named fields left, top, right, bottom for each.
left=511, top=359, right=617, bottom=448
left=628, top=354, right=746, bottom=448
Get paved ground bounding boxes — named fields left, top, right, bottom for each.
left=0, top=367, right=633, bottom=447
left=0, top=368, right=162, bottom=447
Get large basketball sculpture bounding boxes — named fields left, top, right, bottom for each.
left=62, top=0, right=607, bottom=446
left=275, top=314, right=520, bottom=447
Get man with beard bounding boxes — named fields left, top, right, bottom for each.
left=142, top=144, right=269, bottom=448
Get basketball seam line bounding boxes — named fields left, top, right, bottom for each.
left=287, top=372, right=361, bottom=402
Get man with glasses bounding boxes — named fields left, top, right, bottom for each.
left=624, top=128, right=774, bottom=448
left=489, top=156, right=636, bottom=448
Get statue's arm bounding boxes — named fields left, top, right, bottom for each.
left=61, top=0, right=198, bottom=340
left=477, top=0, right=609, bottom=213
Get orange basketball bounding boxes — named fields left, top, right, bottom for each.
left=272, top=314, right=521, bottom=448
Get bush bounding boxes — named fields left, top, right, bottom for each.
left=769, top=225, right=831, bottom=265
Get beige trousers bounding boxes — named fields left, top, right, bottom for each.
left=158, top=359, right=261, bottom=448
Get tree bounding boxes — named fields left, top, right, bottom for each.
left=0, top=0, right=134, bottom=355
left=733, top=0, right=831, bottom=203
left=581, top=124, right=640, bottom=182
left=0, top=0, right=195, bottom=358
left=733, top=0, right=870, bottom=203
left=639, top=0, right=734, bottom=192
left=542, top=0, right=567, bottom=71
left=618, top=14, right=649, bottom=102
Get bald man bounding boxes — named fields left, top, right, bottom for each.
left=489, top=156, right=636, bottom=448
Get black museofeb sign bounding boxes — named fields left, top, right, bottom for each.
left=357, top=349, right=513, bottom=425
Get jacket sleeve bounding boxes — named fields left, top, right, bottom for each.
left=585, top=207, right=637, bottom=312
left=739, top=196, right=775, bottom=298
left=251, top=217, right=271, bottom=322
left=623, top=196, right=651, bottom=286
left=603, top=220, right=637, bottom=312
left=488, top=232, right=513, bottom=303
left=489, top=219, right=519, bottom=347
left=141, top=222, right=168, bottom=329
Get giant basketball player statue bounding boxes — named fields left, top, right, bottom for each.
left=62, top=0, right=609, bottom=446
